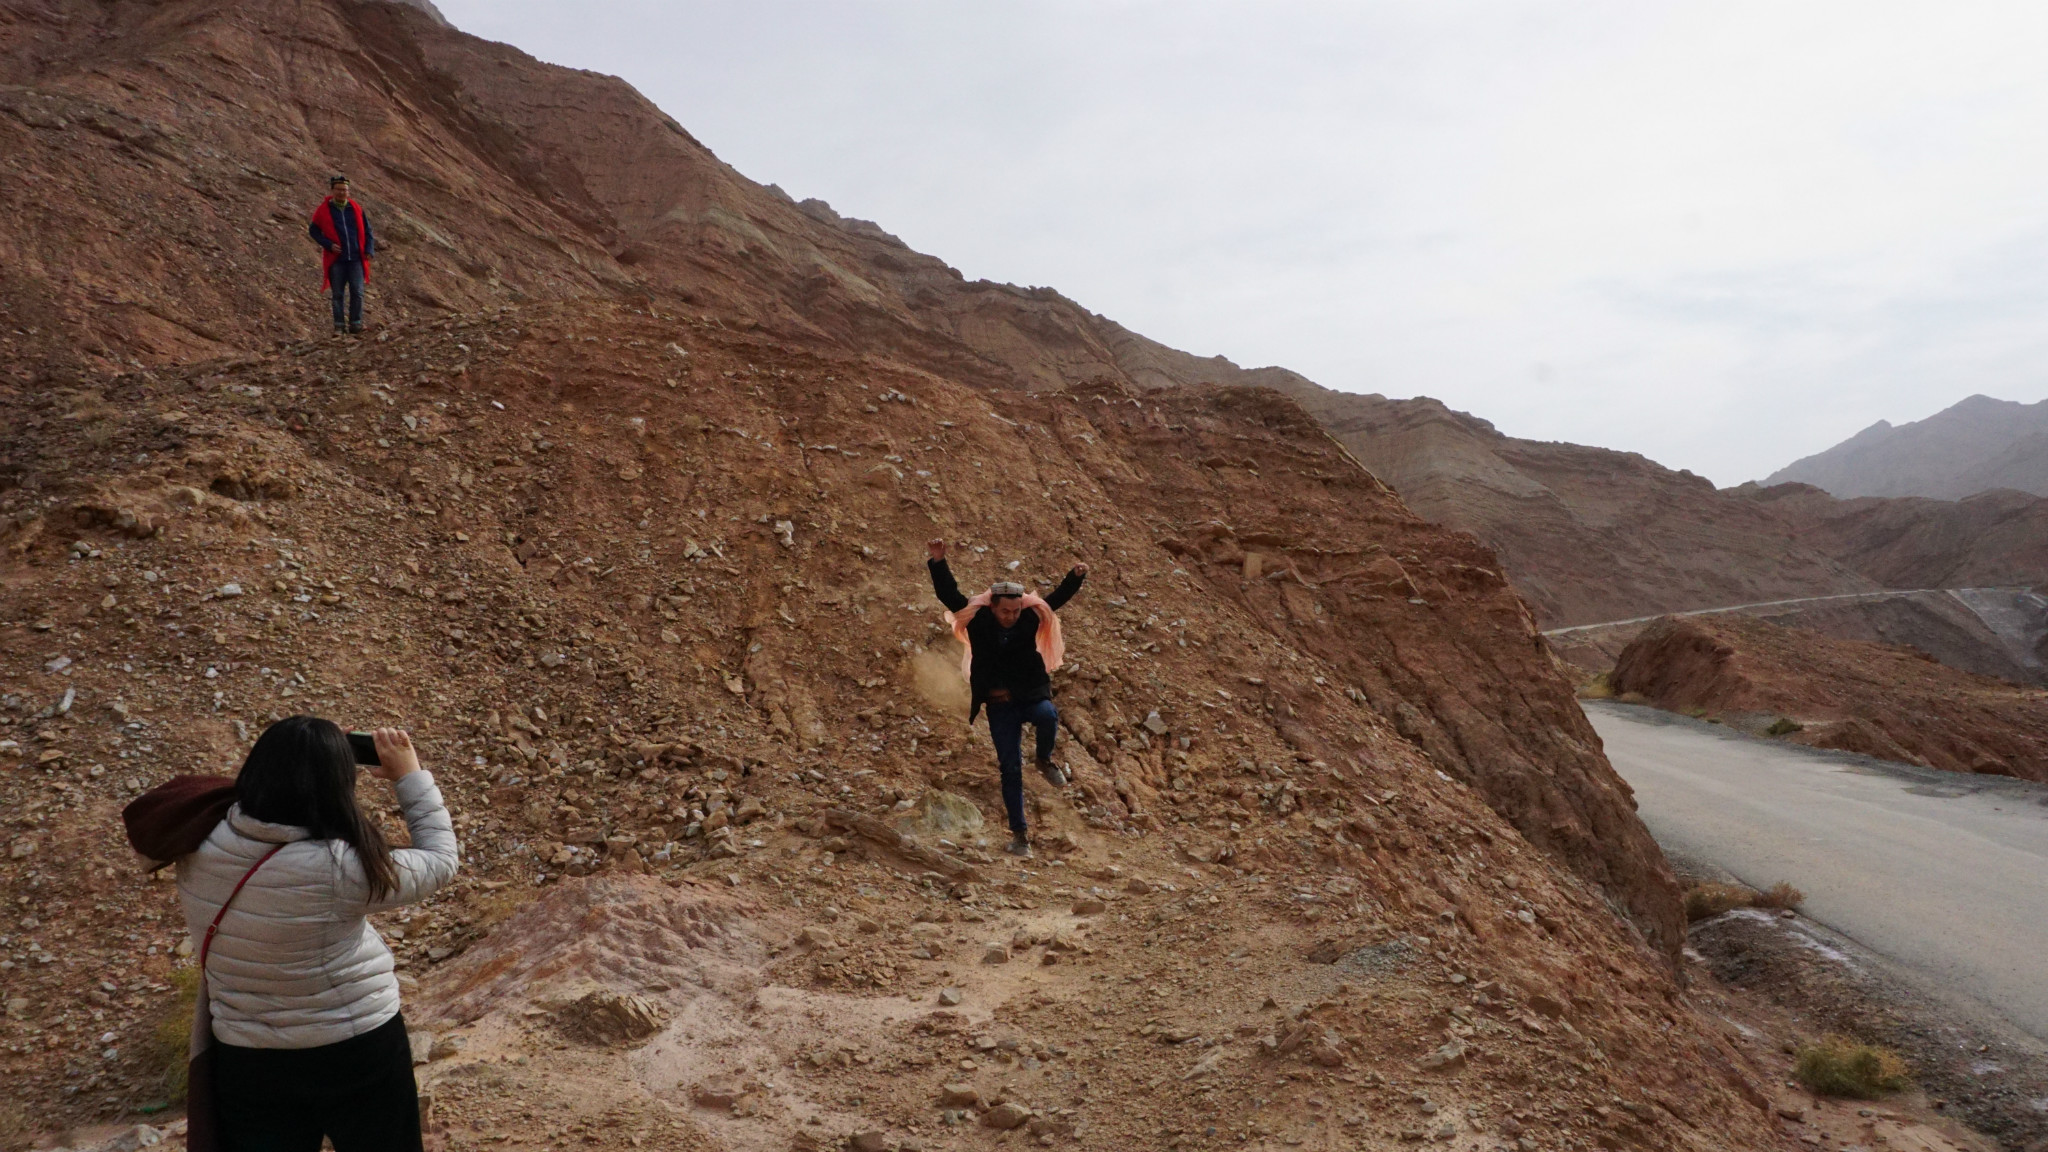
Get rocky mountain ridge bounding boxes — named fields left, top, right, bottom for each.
left=1258, top=389, right=1879, bottom=628
left=1265, top=389, right=2048, bottom=690
left=1765, top=394, right=2048, bottom=500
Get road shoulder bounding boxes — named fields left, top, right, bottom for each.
left=1676, top=851, right=2046, bottom=1151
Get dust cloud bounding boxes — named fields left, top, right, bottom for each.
left=906, top=643, right=971, bottom=716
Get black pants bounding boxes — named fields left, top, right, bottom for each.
left=329, top=260, right=365, bottom=329
left=212, top=1012, right=423, bottom=1152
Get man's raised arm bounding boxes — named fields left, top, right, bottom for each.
left=1046, top=562, right=1089, bottom=610
left=927, top=539, right=969, bottom=611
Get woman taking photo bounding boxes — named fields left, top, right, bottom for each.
left=176, top=716, right=458, bottom=1151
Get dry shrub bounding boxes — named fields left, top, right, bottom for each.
left=1683, top=882, right=1757, bottom=922
left=82, top=419, right=122, bottom=449
left=1766, top=717, right=1804, bottom=736
left=1794, top=1036, right=1910, bottom=1098
left=1577, top=672, right=1614, bottom=700
left=1683, top=879, right=1804, bottom=922
left=0, top=1096, right=32, bottom=1152
left=1753, top=881, right=1805, bottom=911
left=61, top=390, right=120, bottom=424
left=143, top=965, right=200, bottom=1104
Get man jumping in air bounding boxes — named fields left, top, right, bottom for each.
left=927, top=539, right=1087, bottom=857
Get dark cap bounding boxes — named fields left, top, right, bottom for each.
left=329, top=174, right=349, bottom=187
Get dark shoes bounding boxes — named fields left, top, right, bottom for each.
left=1006, top=834, right=1031, bottom=858
left=1036, top=757, right=1069, bottom=787
left=332, top=325, right=346, bottom=337
left=348, top=322, right=364, bottom=334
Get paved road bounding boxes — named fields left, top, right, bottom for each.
left=1587, top=701, right=2048, bottom=1039
left=1541, top=588, right=1953, bottom=637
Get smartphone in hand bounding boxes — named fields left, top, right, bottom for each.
left=346, top=731, right=382, bottom=766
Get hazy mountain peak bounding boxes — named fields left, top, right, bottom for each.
left=1764, top=394, right=2048, bottom=500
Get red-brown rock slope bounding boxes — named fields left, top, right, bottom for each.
left=1611, top=615, right=2048, bottom=780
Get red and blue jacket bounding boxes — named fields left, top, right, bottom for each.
left=308, top=198, right=375, bottom=288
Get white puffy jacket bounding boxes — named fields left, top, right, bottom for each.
left=176, top=770, right=459, bottom=1049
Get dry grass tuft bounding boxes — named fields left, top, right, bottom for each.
left=1794, top=1036, right=1911, bottom=1098
left=1753, top=881, right=1805, bottom=910
left=1576, top=672, right=1614, bottom=700
left=1683, top=882, right=1756, bottom=922
left=0, top=1097, right=32, bottom=1151
left=1766, top=717, right=1804, bottom=736
left=142, top=966, right=200, bottom=1104
left=1683, top=879, right=1805, bottom=922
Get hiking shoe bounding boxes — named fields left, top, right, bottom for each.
left=1006, top=835, right=1031, bottom=858
left=348, top=322, right=364, bottom=334
left=1036, top=758, right=1068, bottom=787
left=332, top=325, right=346, bottom=336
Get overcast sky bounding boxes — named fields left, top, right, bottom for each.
left=437, top=1, right=2048, bottom=485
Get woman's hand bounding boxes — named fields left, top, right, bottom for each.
left=367, top=727, right=421, bottom=782
left=928, top=538, right=947, bottom=561
left=1073, top=562, right=1089, bottom=576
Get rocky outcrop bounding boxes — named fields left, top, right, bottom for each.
left=1611, top=615, right=2048, bottom=780
left=1550, top=588, right=2048, bottom=686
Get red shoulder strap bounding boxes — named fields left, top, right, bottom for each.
left=199, top=845, right=283, bottom=971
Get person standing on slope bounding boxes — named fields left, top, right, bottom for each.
left=928, top=538, right=1087, bottom=857
left=308, top=175, right=375, bottom=335
left=162, top=717, right=456, bottom=1151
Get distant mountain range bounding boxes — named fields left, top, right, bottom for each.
left=1264, top=387, right=1874, bottom=627
left=1254, top=385, right=2048, bottom=638
left=1765, top=394, right=2048, bottom=500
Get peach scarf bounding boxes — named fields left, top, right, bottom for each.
left=947, top=591, right=1065, bottom=681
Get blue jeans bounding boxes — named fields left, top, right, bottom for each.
left=986, top=697, right=1058, bottom=834
left=329, top=260, right=365, bottom=328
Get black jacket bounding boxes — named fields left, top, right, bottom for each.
left=929, top=558, right=1084, bottom=720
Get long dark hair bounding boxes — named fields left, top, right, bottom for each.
left=236, top=716, right=399, bottom=899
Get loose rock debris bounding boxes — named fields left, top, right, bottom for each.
left=0, top=2, right=1900, bottom=1146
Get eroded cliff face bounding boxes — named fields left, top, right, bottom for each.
left=1738, top=482, right=2048, bottom=592
left=1611, top=615, right=2048, bottom=781
left=0, top=0, right=1682, bottom=933
left=0, top=2, right=1783, bottom=1145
